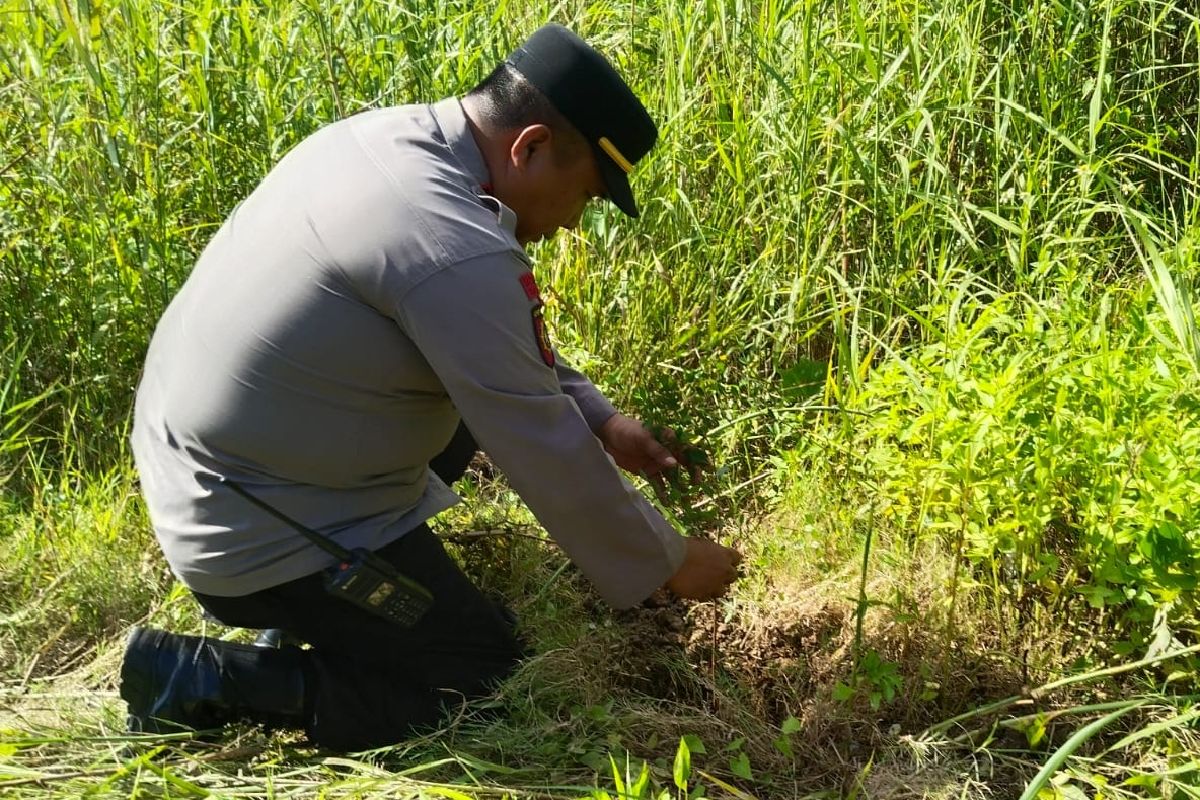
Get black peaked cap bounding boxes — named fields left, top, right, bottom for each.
left=505, top=23, right=658, bottom=218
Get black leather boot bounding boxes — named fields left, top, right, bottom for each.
left=121, top=626, right=308, bottom=734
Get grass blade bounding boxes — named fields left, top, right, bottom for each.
left=1018, top=702, right=1146, bottom=800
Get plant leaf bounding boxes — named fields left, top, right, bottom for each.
left=673, top=736, right=691, bottom=791
left=1019, top=703, right=1145, bottom=800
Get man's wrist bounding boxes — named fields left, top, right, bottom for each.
left=595, top=410, right=621, bottom=436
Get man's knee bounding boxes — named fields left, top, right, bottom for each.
left=422, top=607, right=527, bottom=697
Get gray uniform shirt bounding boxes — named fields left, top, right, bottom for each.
left=131, top=98, right=687, bottom=610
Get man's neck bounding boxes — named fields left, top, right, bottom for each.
left=460, top=95, right=501, bottom=191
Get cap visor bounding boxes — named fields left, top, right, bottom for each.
left=595, top=148, right=639, bottom=218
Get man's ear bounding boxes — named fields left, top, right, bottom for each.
left=509, top=124, right=554, bottom=170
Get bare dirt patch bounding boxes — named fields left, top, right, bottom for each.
left=589, top=585, right=1033, bottom=797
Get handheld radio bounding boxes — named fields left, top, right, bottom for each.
left=221, top=478, right=433, bottom=627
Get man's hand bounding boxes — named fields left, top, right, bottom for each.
left=665, top=538, right=743, bottom=601
left=597, top=413, right=677, bottom=475
left=598, top=414, right=708, bottom=481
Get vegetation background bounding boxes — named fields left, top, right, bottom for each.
left=1, top=0, right=1198, bottom=796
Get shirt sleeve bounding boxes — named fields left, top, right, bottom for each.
left=395, top=252, right=687, bottom=609
left=554, top=357, right=618, bottom=432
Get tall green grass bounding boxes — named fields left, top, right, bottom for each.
left=2, top=0, right=1195, bottom=468
left=2, top=0, right=1199, bottom=794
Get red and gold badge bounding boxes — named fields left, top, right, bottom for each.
left=532, top=308, right=555, bottom=367
left=519, top=272, right=555, bottom=367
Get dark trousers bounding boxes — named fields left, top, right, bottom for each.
left=192, top=423, right=524, bottom=750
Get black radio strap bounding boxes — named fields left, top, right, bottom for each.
left=220, top=477, right=353, bottom=562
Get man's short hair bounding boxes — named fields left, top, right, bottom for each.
left=467, top=64, right=586, bottom=162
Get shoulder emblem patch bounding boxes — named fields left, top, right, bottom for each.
left=532, top=308, right=555, bottom=368
left=519, top=272, right=554, bottom=367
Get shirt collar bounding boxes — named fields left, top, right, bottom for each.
left=430, top=97, right=491, bottom=191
